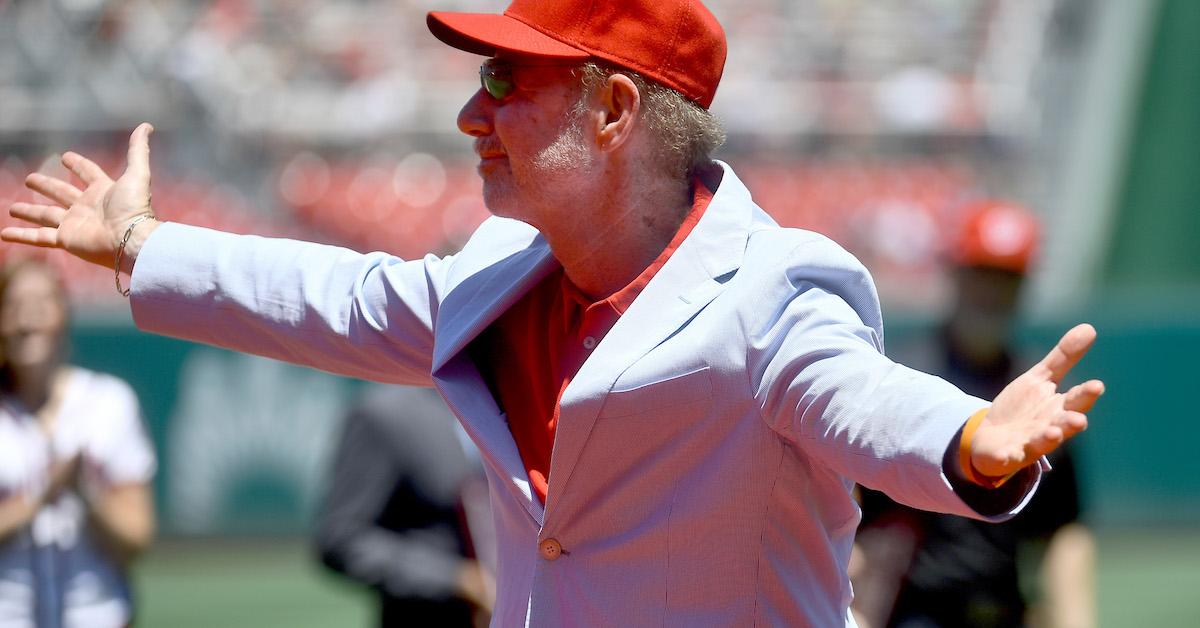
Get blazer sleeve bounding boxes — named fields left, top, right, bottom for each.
left=747, top=232, right=1040, bottom=521
left=129, top=223, right=450, bottom=386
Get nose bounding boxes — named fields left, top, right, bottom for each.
left=457, top=89, right=494, bottom=138
left=14, top=302, right=54, bottom=332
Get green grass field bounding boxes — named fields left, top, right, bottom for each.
left=1094, top=530, right=1200, bottom=627
left=135, top=539, right=372, bottom=627
left=134, top=529, right=1200, bottom=627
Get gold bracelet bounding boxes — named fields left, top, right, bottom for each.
left=114, top=212, right=157, bottom=297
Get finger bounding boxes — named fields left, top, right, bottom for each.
left=1035, top=323, right=1097, bottom=383
left=25, top=172, right=82, bottom=208
left=61, top=151, right=113, bottom=187
left=1057, top=410, right=1089, bottom=438
left=126, top=123, right=154, bottom=181
left=9, top=202, right=68, bottom=228
left=0, top=226, right=60, bottom=248
left=1028, top=425, right=1065, bottom=458
left=1063, top=379, right=1105, bottom=413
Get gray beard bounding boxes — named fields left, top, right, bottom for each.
left=532, top=116, right=591, bottom=172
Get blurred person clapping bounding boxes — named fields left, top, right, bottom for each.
left=0, top=260, right=156, bottom=628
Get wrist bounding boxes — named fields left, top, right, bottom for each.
left=117, top=214, right=160, bottom=275
left=958, top=408, right=1018, bottom=489
left=114, top=213, right=161, bottom=294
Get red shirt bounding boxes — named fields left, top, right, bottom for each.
left=472, top=181, right=714, bottom=504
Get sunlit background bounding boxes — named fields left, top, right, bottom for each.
left=1, top=0, right=1197, bottom=626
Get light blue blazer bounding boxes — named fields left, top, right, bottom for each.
left=131, top=163, right=1041, bottom=627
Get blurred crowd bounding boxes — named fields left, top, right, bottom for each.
left=0, top=0, right=1093, bottom=310
left=0, top=0, right=1062, bottom=137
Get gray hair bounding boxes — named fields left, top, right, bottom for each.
left=573, top=63, right=725, bottom=180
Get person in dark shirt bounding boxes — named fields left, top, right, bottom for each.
left=315, top=385, right=493, bottom=627
left=852, top=201, right=1096, bottom=628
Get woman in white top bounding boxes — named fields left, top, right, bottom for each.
left=0, top=260, right=156, bottom=628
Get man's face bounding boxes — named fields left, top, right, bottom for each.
left=457, top=57, right=594, bottom=227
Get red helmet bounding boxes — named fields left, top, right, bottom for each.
left=952, top=200, right=1040, bottom=274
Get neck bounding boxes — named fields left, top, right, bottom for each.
left=8, top=363, right=58, bottom=413
left=543, top=168, right=693, bottom=300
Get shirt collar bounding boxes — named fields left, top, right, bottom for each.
left=562, top=175, right=717, bottom=317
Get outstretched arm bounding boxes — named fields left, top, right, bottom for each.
left=964, top=324, right=1103, bottom=482
left=5, top=125, right=448, bottom=385
left=4, top=123, right=160, bottom=272
left=748, top=237, right=1104, bottom=518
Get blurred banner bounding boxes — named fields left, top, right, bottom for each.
left=69, top=317, right=1200, bottom=535
left=72, top=326, right=362, bottom=535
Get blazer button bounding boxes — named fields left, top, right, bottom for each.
left=539, top=538, right=563, bottom=561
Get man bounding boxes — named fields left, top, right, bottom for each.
left=4, top=1, right=1103, bottom=625
left=852, top=201, right=1095, bottom=628
left=315, top=385, right=493, bottom=627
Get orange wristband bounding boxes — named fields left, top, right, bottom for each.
left=958, top=408, right=1017, bottom=489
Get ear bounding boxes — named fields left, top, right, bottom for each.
left=595, top=73, right=641, bottom=154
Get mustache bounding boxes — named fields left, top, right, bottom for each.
left=474, top=138, right=506, bottom=158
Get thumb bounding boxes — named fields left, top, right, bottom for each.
left=126, top=123, right=154, bottom=182
left=1035, top=323, right=1097, bottom=384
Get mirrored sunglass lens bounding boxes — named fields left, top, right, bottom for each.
left=482, top=75, right=513, bottom=99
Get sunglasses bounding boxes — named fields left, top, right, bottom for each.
left=479, top=59, right=584, bottom=100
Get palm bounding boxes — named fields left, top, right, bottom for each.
left=3, top=123, right=154, bottom=267
left=101, top=161, right=154, bottom=227
left=66, top=167, right=151, bottom=266
left=970, top=324, right=1104, bottom=477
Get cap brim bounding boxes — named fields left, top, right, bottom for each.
left=427, top=12, right=591, bottom=60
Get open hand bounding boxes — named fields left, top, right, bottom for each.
left=3, top=123, right=156, bottom=268
left=971, top=323, right=1104, bottom=477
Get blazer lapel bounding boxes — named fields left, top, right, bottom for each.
left=432, top=238, right=557, bottom=373
left=432, top=236, right=558, bottom=525
left=544, top=162, right=755, bottom=516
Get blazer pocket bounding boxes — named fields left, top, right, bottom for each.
left=599, top=366, right=713, bottom=420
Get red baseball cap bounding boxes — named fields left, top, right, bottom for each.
left=427, top=0, right=727, bottom=109
left=953, top=200, right=1041, bottom=274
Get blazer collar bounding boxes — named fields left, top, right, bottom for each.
left=433, top=160, right=753, bottom=369
left=545, top=161, right=756, bottom=515
left=431, top=236, right=557, bottom=373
